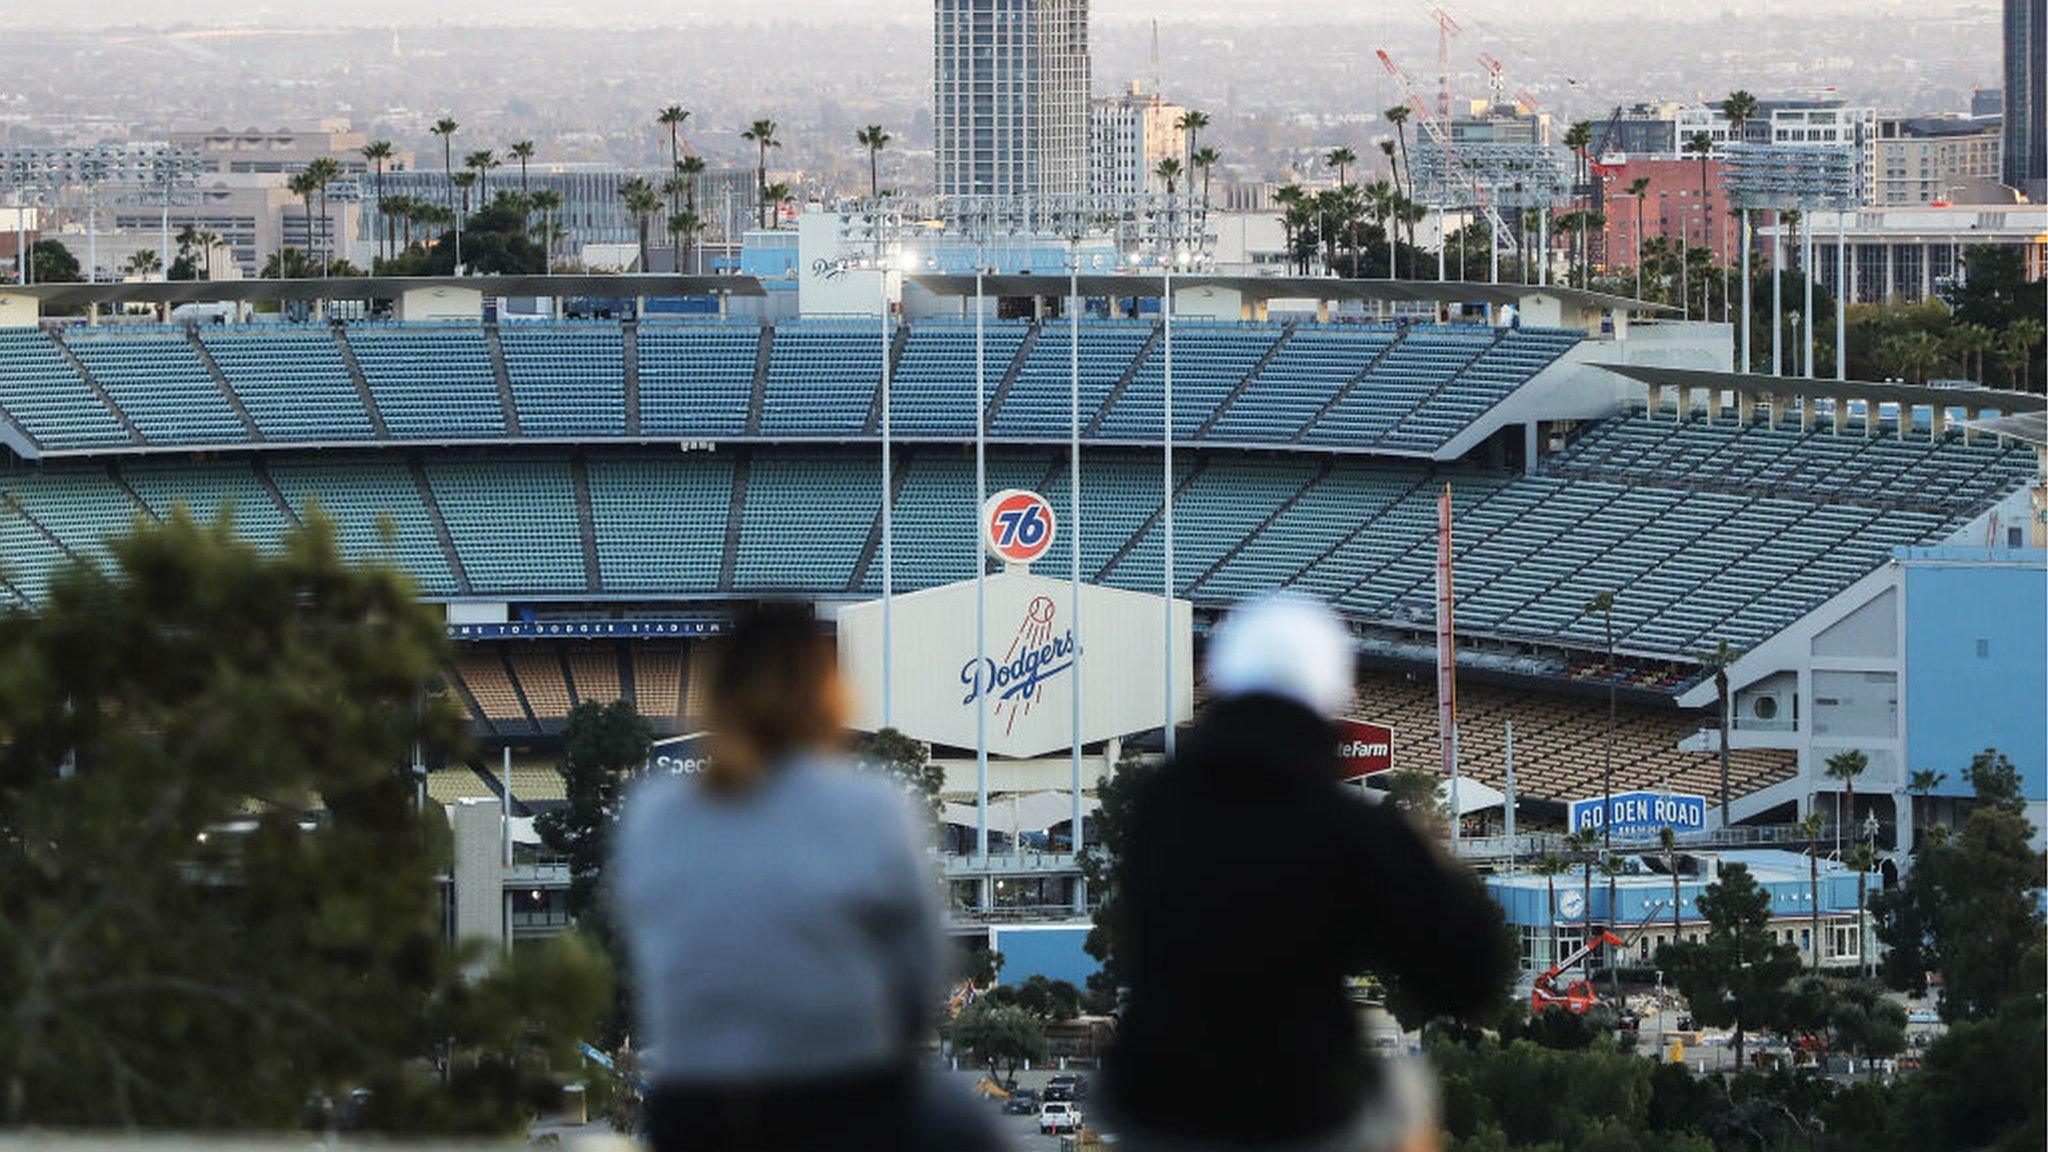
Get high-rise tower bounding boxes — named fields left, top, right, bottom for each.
left=934, top=0, right=1091, bottom=199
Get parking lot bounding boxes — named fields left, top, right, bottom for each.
left=947, top=1067, right=1102, bottom=1150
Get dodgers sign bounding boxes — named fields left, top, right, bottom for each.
left=962, top=594, right=1076, bottom=738
left=1569, top=790, right=1709, bottom=838
left=983, top=490, right=1057, bottom=567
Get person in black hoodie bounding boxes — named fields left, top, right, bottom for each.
left=1103, top=596, right=1514, bottom=1151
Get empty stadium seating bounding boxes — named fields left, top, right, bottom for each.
left=0, top=319, right=1581, bottom=454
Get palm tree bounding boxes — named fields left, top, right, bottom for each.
left=668, top=210, right=706, bottom=271
left=1626, top=177, right=1652, bottom=302
left=1947, top=323, right=1994, bottom=384
left=1177, top=109, right=1210, bottom=167
left=1700, top=639, right=1739, bottom=829
left=1563, top=120, right=1593, bottom=287
left=856, top=125, right=892, bottom=199
left=195, top=229, right=221, bottom=280
left=1823, top=749, right=1869, bottom=858
left=1799, top=810, right=1827, bottom=971
left=678, top=155, right=706, bottom=213
left=1154, top=156, right=1184, bottom=195
left=1190, top=146, right=1220, bottom=206
left=1565, top=828, right=1599, bottom=954
left=361, top=140, right=394, bottom=261
left=529, top=188, right=563, bottom=271
left=1906, top=768, right=1947, bottom=840
left=1275, top=183, right=1309, bottom=274
left=464, top=150, right=499, bottom=201
left=303, top=157, right=342, bottom=277
left=1659, top=826, right=1681, bottom=945
left=1682, top=131, right=1714, bottom=320
left=1325, top=145, right=1356, bottom=189
left=2000, top=317, right=2044, bottom=390
left=742, top=119, right=781, bottom=229
left=430, top=117, right=459, bottom=212
left=1534, top=854, right=1569, bottom=971
left=287, top=170, right=316, bottom=278
left=124, top=248, right=160, bottom=278
left=509, top=140, right=536, bottom=197
left=1846, top=842, right=1879, bottom=978
left=1722, top=91, right=1758, bottom=331
left=1384, top=105, right=1413, bottom=207
left=761, top=182, right=794, bottom=229
left=657, top=105, right=690, bottom=219
left=621, top=176, right=660, bottom=269
left=452, top=170, right=477, bottom=216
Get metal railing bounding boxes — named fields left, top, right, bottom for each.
left=1451, top=821, right=1850, bottom=861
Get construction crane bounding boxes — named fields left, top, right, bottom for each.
left=1431, top=6, right=1463, bottom=121
left=1476, top=52, right=1542, bottom=115
left=1376, top=47, right=1514, bottom=257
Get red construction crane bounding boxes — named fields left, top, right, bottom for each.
left=1432, top=7, right=1464, bottom=120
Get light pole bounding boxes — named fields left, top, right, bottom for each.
left=880, top=250, right=897, bottom=730
left=974, top=254, right=989, bottom=867
left=1803, top=220, right=1816, bottom=378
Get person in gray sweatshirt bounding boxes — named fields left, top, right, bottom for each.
left=613, top=603, right=989, bottom=1152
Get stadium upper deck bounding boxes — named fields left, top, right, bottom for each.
left=0, top=318, right=1581, bottom=459
left=1, top=315, right=2036, bottom=693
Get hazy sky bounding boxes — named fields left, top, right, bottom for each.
left=17, top=0, right=1996, bottom=27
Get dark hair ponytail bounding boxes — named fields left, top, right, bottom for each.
left=701, top=602, right=843, bottom=796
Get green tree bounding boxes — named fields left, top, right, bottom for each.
left=1824, top=748, right=1868, bottom=857
left=1154, top=156, right=1183, bottom=195
left=854, top=726, right=943, bottom=819
left=762, top=182, right=794, bottom=229
left=620, top=176, right=661, bottom=269
left=1872, top=749, right=2043, bottom=1019
left=1625, top=176, right=1652, bottom=304
left=742, top=118, right=781, bottom=229
left=0, top=512, right=605, bottom=1130
left=1699, top=639, right=1739, bottom=828
left=508, top=139, right=535, bottom=198
left=529, top=188, right=563, bottom=271
left=657, top=105, right=690, bottom=220
left=1079, top=753, right=1160, bottom=1010
left=1376, top=768, right=1448, bottom=833
left=949, top=1000, right=1045, bottom=1087
left=1177, top=108, right=1210, bottom=168
left=1799, top=809, right=1827, bottom=971
left=1998, top=318, right=2043, bottom=391
left=430, top=116, right=459, bottom=212
left=856, top=124, right=892, bottom=198
left=1325, top=145, right=1356, bottom=189
left=984, top=974, right=1083, bottom=1023
left=1657, top=863, right=1802, bottom=1069
left=382, top=195, right=540, bottom=277
left=361, top=139, right=394, bottom=261
left=1189, top=144, right=1221, bottom=205
left=304, top=156, right=343, bottom=275
left=123, top=247, right=161, bottom=278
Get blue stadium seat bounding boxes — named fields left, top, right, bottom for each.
left=61, top=328, right=245, bottom=446
left=346, top=325, right=505, bottom=439
left=201, top=326, right=375, bottom=442
left=0, top=329, right=131, bottom=450
left=500, top=324, right=626, bottom=436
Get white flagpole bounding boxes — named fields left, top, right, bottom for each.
left=1070, top=240, right=1085, bottom=895
left=881, top=259, right=894, bottom=727
left=1161, top=257, right=1177, bottom=759
left=975, top=261, right=989, bottom=866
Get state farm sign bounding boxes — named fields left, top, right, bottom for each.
left=1335, top=719, right=1395, bottom=780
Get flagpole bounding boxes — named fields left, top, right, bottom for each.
left=1069, top=238, right=1085, bottom=902
left=975, top=259, right=989, bottom=870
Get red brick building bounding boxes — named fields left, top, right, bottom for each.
left=1593, top=157, right=1737, bottom=272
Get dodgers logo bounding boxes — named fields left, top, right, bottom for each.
left=960, top=595, right=1076, bottom=735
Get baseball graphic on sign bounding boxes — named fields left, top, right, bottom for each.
left=982, top=489, right=1057, bottom=566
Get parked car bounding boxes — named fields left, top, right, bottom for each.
left=1039, top=1101, right=1083, bottom=1135
left=1002, top=1089, right=1039, bottom=1114
left=1046, top=1073, right=1087, bottom=1099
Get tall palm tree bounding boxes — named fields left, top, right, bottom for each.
left=452, top=170, right=477, bottom=218
left=430, top=117, right=459, bottom=212
left=1700, top=638, right=1739, bottom=829
left=124, top=248, right=160, bottom=278
left=1325, top=145, right=1356, bottom=189
left=742, top=119, right=781, bottom=229
left=361, top=140, right=394, bottom=262
left=1275, top=183, right=1308, bottom=274
left=1565, top=828, right=1598, bottom=957
left=621, top=176, right=660, bottom=269
left=657, top=105, right=690, bottom=219
left=856, top=125, right=892, bottom=199
left=1189, top=145, right=1220, bottom=206
left=1799, top=810, right=1827, bottom=971
left=678, top=155, right=706, bottom=214
left=1564, top=120, right=1597, bottom=286
left=1534, top=853, right=1569, bottom=970
left=1154, top=157, right=1183, bottom=195
left=1177, top=109, right=1210, bottom=168
left=1682, top=131, right=1715, bottom=320
left=303, top=156, right=342, bottom=277
left=1906, top=768, right=1947, bottom=840
left=529, top=188, right=562, bottom=271
left=509, top=140, right=535, bottom=197
left=1383, top=107, right=1419, bottom=260
left=1824, top=749, right=1869, bottom=861
left=1722, top=91, right=1760, bottom=352
left=464, top=150, right=499, bottom=201
left=1626, top=177, right=1652, bottom=301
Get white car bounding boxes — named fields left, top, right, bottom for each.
left=1039, top=1100, right=1082, bottom=1134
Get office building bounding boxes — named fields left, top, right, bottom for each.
left=934, top=0, right=1092, bottom=198
left=1595, top=157, right=1737, bottom=271
left=1090, top=82, right=1186, bottom=196
left=2006, top=0, right=2046, bottom=198
left=1871, top=117, right=2006, bottom=206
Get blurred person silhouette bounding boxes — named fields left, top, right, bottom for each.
left=613, top=602, right=1001, bottom=1152
left=1102, top=595, right=1513, bottom=1152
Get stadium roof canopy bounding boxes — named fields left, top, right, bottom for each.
left=0, top=274, right=766, bottom=310
left=1597, top=364, right=2048, bottom=417
left=1961, top=412, right=2048, bottom=447
left=907, top=273, right=1670, bottom=314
